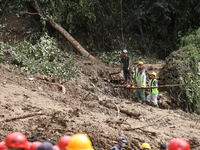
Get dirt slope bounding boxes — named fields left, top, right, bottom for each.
left=0, top=62, right=199, bottom=150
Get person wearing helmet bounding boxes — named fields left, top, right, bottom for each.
left=134, top=61, right=145, bottom=85
left=66, top=133, right=94, bottom=150
left=119, top=49, right=131, bottom=87
left=5, top=132, right=28, bottom=150
left=141, top=143, right=151, bottom=150
left=0, top=141, right=5, bottom=150
left=57, top=135, right=71, bottom=150
left=111, top=137, right=127, bottom=150
left=133, top=67, right=146, bottom=104
left=146, top=72, right=159, bottom=107
left=30, top=142, right=41, bottom=150
left=36, top=142, right=53, bottom=150
left=160, top=144, right=167, bottom=150
left=168, top=138, right=190, bottom=150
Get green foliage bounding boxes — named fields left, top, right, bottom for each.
left=2, top=0, right=200, bottom=58
left=166, top=28, right=200, bottom=114
left=0, top=33, right=77, bottom=81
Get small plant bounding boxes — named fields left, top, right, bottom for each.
left=0, top=33, right=77, bottom=81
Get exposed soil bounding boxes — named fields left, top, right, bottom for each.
left=0, top=12, right=200, bottom=150
left=0, top=61, right=199, bottom=150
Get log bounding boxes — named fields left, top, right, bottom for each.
left=113, top=84, right=184, bottom=89
left=99, top=101, right=141, bottom=118
left=109, top=71, right=121, bottom=76
left=29, top=1, right=97, bottom=61
left=0, top=112, right=44, bottom=122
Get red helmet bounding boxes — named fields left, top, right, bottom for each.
left=30, top=142, right=41, bottom=150
left=5, top=132, right=28, bottom=149
left=168, top=138, right=190, bottom=150
left=57, top=136, right=71, bottom=149
left=53, top=145, right=59, bottom=150
left=0, top=141, right=5, bottom=150
left=25, top=142, right=33, bottom=150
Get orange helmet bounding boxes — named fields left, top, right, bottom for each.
left=30, top=142, right=41, bottom=150
left=5, top=132, right=28, bottom=149
left=57, top=136, right=71, bottom=149
left=0, top=141, right=5, bottom=150
left=168, top=138, right=190, bottom=150
left=66, top=134, right=94, bottom=150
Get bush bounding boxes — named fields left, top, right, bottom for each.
left=0, top=33, right=77, bottom=81
left=160, top=28, right=200, bottom=114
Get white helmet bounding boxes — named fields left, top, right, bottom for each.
left=123, top=49, right=128, bottom=53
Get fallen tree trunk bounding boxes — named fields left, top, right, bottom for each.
left=99, top=101, right=141, bottom=118
left=29, top=1, right=97, bottom=61
left=113, top=84, right=184, bottom=89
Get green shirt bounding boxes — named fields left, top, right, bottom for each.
left=121, top=56, right=131, bottom=71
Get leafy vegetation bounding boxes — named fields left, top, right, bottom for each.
left=0, top=33, right=77, bottom=81
left=1, top=0, right=200, bottom=59
left=163, top=28, right=200, bottom=114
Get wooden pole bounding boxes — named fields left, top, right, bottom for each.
left=29, top=1, right=97, bottom=61
left=112, top=84, right=184, bottom=89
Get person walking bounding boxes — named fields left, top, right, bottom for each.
left=119, top=50, right=131, bottom=87
left=133, top=67, right=146, bottom=104
left=146, top=72, right=159, bottom=107
left=134, top=61, right=145, bottom=85
left=111, top=137, right=127, bottom=150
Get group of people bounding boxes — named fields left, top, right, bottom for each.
left=0, top=132, right=192, bottom=150
left=111, top=136, right=191, bottom=150
left=0, top=132, right=94, bottom=150
left=120, top=49, right=158, bottom=107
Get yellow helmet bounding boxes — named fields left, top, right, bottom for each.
left=150, top=72, right=156, bottom=77
left=138, top=61, right=143, bottom=65
left=141, top=143, right=151, bottom=149
left=131, top=85, right=136, bottom=91
left=66, top=134, right=94, bottom=150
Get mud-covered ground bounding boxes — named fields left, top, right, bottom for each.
left=0, top=61, right=199, bottom=150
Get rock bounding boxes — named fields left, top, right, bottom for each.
left=87, top=103, right=96, bottom=108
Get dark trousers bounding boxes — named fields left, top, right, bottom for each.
left=123, top=69, right=131, bottom=81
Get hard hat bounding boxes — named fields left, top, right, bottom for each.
left=141, top=143, right=151, bottom=149
left=0, top=141, right=5, bottom=150
left=138, top=61, right=143, bottom=65
left=58, top=135, right=71, bottom=149
left=30, top=142, right=41, bottom=150
left=5, top=132, right=28, bottom=149
left=150, top=72, right=156, bottom=77
left=66, top=134, right=94, bottom=150
left=26, top=142, right=33, bottom=150
left=118, top=137, right=127, bottom=143
left=131, top=85, right=136, bottom=91
left=168, top=138, right=190, bottom=150
left=36, top=142, right=53, bottom=150
left=53, top=145, right=59, bottom=150
left=123, top=49, right=128, bottom=53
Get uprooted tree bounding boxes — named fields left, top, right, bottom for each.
left=29, top=1, right=97, bottom=61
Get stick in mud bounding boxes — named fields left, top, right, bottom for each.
left=113, top=84, right=184, bottom=89
left=99, top=101, right=141, bottom=118
left=0, top=112, right=44, bottom=122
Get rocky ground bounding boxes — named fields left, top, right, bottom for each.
left=0, top=60, right=199, bottom=150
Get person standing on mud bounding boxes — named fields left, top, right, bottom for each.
left=133, top=67, right=146, bottom=104
left=134, top=61, right=145, bottom=85
left=120, top=50, right=131, bottom=87
left=110, top=137, right=127, bottom=150
left=146, top=72, right=159, bottom=107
